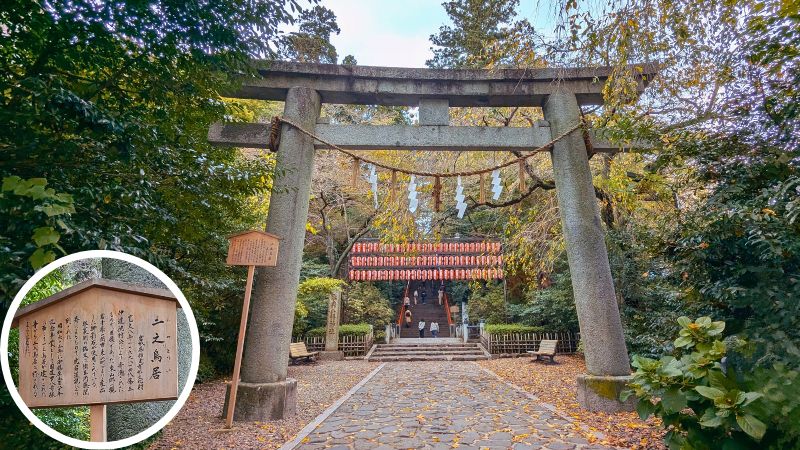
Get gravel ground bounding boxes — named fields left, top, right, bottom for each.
left=478, top=356, right=666, bottom=450
left=149, top=360, right=380, bottom=450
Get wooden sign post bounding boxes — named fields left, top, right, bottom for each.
left=11, top=279, right=180, bottom=442
left=224, top=230, right=280, bottom=429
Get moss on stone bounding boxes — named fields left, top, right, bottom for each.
left=584, top=377, right=624, bottom=400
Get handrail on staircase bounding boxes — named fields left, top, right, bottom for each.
left=443, top=292, right=453, bottom=327
left=397, top=281, right=411, bottom=326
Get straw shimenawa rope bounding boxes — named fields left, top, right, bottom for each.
left=269, top=116, right=584, bottom=178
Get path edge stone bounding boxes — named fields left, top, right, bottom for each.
left=277, top=363, right=386, bottom=450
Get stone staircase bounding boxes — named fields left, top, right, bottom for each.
left=368, top=341, right=489, bottom=362
left=399, top=283, right=451, bottom=338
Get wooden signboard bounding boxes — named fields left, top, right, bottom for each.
left=224, top=230, right=280, bottom=429
left=12, top=279, right=179, bottom=441
left=226, top=230, right=280, bottom=267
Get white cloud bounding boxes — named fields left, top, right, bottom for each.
left=325, top=0, right=444, bottom=67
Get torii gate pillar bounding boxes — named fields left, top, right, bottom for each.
left=228, top=86, right=321, bottom=420
left=543, top=91, right=634, bottom=412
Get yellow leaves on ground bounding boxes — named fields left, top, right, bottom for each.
left=478, top=356, right=667, bottom=450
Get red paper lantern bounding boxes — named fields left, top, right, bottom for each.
left=497, top=255, right=503, bottom=266
left=497, top=268, right=504, bottom=279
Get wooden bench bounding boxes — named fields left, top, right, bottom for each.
left=527, top=339, right=558, bottom=363
left=289, top=342, right=318, bottom=364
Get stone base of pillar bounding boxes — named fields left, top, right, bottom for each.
left=576, top=374, right=635, bottom=412
left=319, top=350, right=344, bottom=361
left=222, top=379, right=297, bottom=421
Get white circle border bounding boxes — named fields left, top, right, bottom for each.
left=1, top=250, right=201, bottom=449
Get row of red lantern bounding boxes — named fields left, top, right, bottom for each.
left=351, top=254, right=502, bottom=268
left=349, top=268, right=504, bottom=281
left=352, top=241, right=501, bottom=254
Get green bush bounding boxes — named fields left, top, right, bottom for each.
left=306, top=323, right=372, bottom=338
left=196, top=355, right=218, bottom=384
left=295, top=277, right=345, bottom=335
left=467, top=282, right=507, bottom=323
left=509, top=269, right=579, bottom=332
left=484, top=324, right=544, bottom=334
left=342, top=283, right=394, bottom=331
left=624, top=316, right=800, bottom=449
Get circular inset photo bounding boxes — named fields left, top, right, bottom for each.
left=1, top=250, right=200, bottom=449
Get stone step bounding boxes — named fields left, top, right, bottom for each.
left=376, top=344, right=480, bottom=350
left=372, top=350, right=485, bottom=356
left=376, top=346, right=479, bottom=351
left=368, top=354, right=489, bottom=362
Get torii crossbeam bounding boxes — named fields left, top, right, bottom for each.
left=210, top=61, right=655, bottom=153
left=211, top=61, right=656, bottom=423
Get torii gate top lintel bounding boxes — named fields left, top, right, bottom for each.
left=236, top=60, right=658, bottom=107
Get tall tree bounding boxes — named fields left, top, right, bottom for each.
left=278, top=5, right=341, bottom=63
left=427, top=0, right=532, bottom=68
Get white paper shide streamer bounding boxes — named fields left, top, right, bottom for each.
left=368, top=164, right=379, bottom=209
left=455, top=176, right=467, bottom=218
left=407, top=175, right=419, bottom=213
left=491, top=169, right=503, bottom=200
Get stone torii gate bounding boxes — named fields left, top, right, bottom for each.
left=209, top=62, right=656, bottom=419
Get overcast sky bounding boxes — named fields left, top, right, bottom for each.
left=291, top=0, right=560, bottom=67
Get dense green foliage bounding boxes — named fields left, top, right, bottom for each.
left=306, top=323, right=373, bottom=338
left=341, top=283, right=394, bottom=332
left=667, top=137, right=800, bottom=366
left=483, top=324, right=544, bottom=335
left=509, top=267, right=579, bottom=332
left=0, top=0, right=307, bottom=445
left=466, top=282, right=507, bottom=324
left=294, top=277, right=344, bottom=336
left=625, top=317, right=800, bottom=449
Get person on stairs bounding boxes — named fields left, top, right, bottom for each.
left=418, top=318, right=426, bottom=338
left=420, top=290, right=427, bottom=304
left=413, top=289, right=419, bottom=305
left=430, top=321, right=439, bottom=338
left=405, top=309, right=412, bottom=328
left=404, top=295, right=411, bottom=308
left=438, top=283, right=444, bottom=305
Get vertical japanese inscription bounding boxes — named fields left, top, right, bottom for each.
left=226, top=233, right=279, bottom=266
left=16, top=288, right=178, bottom=408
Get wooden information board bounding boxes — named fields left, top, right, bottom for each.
left=224, top=229, right=280, bottom=428
left=13, top=279, right=179, bottom=409
left=226, top=230, right=280, bottom=266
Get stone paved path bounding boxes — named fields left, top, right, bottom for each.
left=295, top=361, right=613, bottom=450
